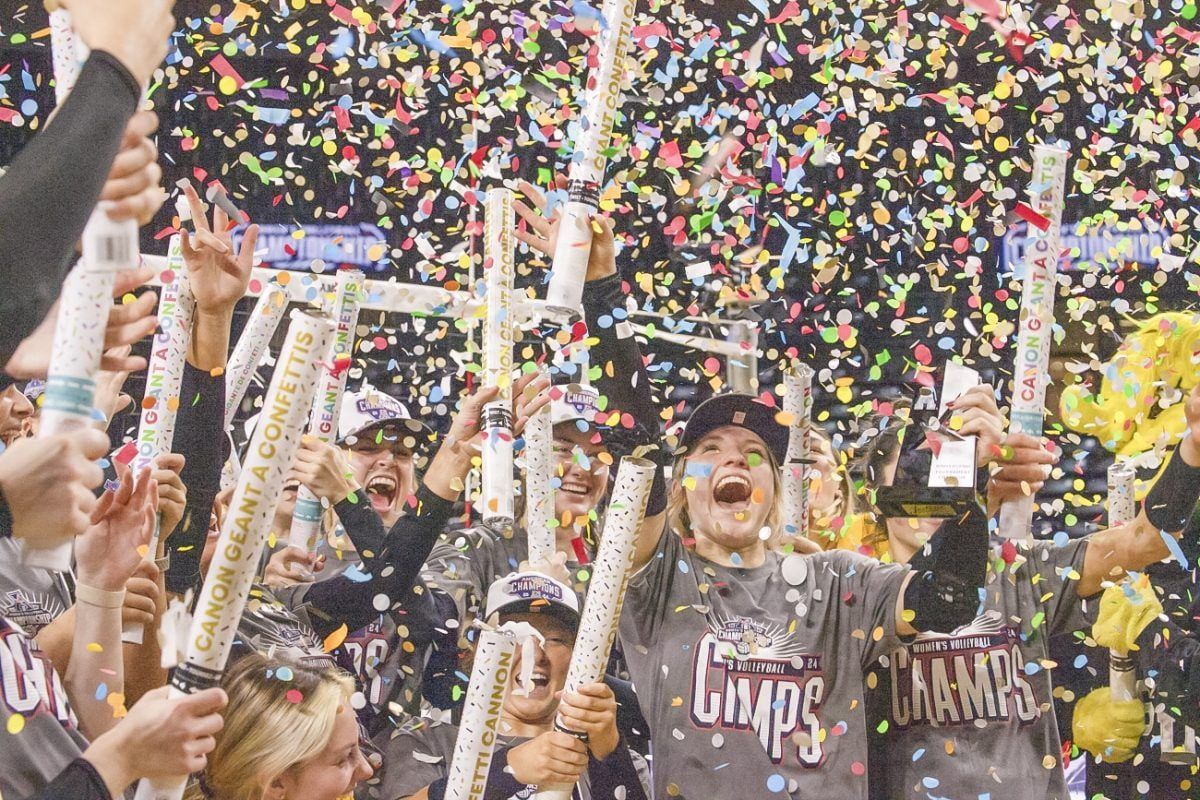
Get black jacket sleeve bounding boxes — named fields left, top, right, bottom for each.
left=20, top=758, right=112, bottom=800
left=302, top=484, right=456, bottom=635
left=587, top=740, right=649, bottom=800
left=164, top=364, right=230, bottom=594
left=1137, top=617, right=1200, bottom=730
left=580, top=273, right=669, bottom=516
left=0, top=51, right=139, bottom=364
left=331, top=494, right=388, bottom=567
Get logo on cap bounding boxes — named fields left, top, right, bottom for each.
left=506, top=575, right=565, bottom=602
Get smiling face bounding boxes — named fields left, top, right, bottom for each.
left=681, top=425, right=778, bottom=563
left=273, top=700, right=373, bottom=800
left=0, top=385, right=34, bottom=447
left=344, top=425, right=418, bottom=528
left=502, top=611, right=576, bottom=730
left=552, top=424, right=610, bottom=533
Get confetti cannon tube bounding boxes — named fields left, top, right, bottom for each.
left=22, top=11, right=139, bottom=571
left=781, top=363, right=814, bottom=543
left=535, top=457, right=656, bottom=800
left=223, top=282, right=289, bottom=427
left=523, top=397, right=555, bottom=564
left=443, top=629, right=518, bottom=800
left=1106, top=462, right=1139, bottom=701
left=288, top=270, right=364, bottom=552
left=124, top=240, right=196, bottom=643
left=996, top=144, right=1070, bottom=540
left=482, top=188, right=516, bottom=530
left=132, top=310, right=334, bottom=800
left=544, top=0, right=638, bottom=319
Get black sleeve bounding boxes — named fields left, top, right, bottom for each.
left=165, top=365, right=230, bottom=595
left=581, top=273, right=669, bottom=516
left=587, top=740, right=649, bottom=800
left=1137, top=615, right=1200, bottom=731
left=20, top=758, right=112, bottom=800
left=0, top=51, right=139, bottom=364
left=302, top=484, right=455, bottom=635
left=331, top=494, right=388, bottom=567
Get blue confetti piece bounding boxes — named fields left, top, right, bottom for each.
left=1160, top=529, right=1190, bottom=569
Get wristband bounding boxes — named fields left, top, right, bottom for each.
left=1142, top=447, right=1200, bottom=532
left=75, top=583, right=125, bottom=609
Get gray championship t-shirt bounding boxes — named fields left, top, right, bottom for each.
left=0, top=536, right=72, bottom=638
left=0, top=616, right=88, bottom=798
left=620, top=529, right=909, bottom=800
left=868, top=538, right=1091, bottom=800
left=368, top=715, right=650, bottom=800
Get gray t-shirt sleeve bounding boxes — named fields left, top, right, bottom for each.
left=373, top=716, right=458, bottom=800
left=812, top=550, right=909, bottom=667
left=1007, top=538, right=1091, bottom=637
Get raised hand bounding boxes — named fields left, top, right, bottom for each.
left=556, top=681, right=620, bottom=759
left=152, top=452, right=187, bottom=541
left=179, top=180, right=259, bottom=316
left=0, top=427, right=108, bottom=548
left=6, top=265, right=157, bottom=380
left=75, top=461, right=157, bottom=593
left=506, top=729, right=589, bottom=785
left=294, top=436, right=357, bottom=505
left=512, top=178, right=617, bottom=282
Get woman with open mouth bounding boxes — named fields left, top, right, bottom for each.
left=543, top=199, right=995, bottom=800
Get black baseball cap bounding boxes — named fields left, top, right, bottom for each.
left=678, top=394, right=790, bottom=464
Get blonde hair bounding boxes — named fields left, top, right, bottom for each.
left=1061, top=311, right=1200, bottom=459
left=188, top=653, right=355, bottom=800
left=665, top=433, right=783, bottom=545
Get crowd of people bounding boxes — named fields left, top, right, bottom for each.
left=3, top=2, right=1200, bottom=799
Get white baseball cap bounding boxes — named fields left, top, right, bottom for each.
left=338, top=382, right=432, bottom=446
left=485, top=571, right=580, bottom=627
left=551, top=383, right=602, bottom=429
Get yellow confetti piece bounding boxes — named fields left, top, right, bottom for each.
left=945, top=740, right=955, bottom=755
left=7, top=713, right=25, bottom=734
left=1042, top=755, right=1058, bottom=769
left=671, top=696, right=683, bottom=707
left=86, top=642, right=103, bottom=653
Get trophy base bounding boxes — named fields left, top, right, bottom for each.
left=874, top=486, right=979, bottom=519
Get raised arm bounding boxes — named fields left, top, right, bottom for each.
left=512, top=180, right=667, bottom=572
left=1078, top=384, right=1200, bottom=597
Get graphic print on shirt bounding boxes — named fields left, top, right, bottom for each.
left=0, top=623, right=77, bottom=727
left=689, top=615, right=826, bottom=766
left=0, top=589, right=63, bottom=638
left=343, top=620, right=391, bottom=706
left=888, top=610, right=1040, bottom=728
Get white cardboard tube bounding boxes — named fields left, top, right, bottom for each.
left=125, top=243, right=196, bottom=643
left=534, top=456, right=656, bottom=800
left=782, top=363, right=814, bottom=543
left=288, top=270, right=364, bottom=552
left=443, top=629, right=518, bottom=800
left=1106, top=462, right=1139, bottom=701
left=524, top=398, right=556, bottom=565
left=997, top=144, right=1070, bottom=540
left=544, top=0, right=638, bottom=319
left=132, top=310, right=334, bottom=800
left=21, top=11, right=138, bottom=571
left=223, top=282, right=289, bottom=427
left=482, top=189, right=516, bottom=529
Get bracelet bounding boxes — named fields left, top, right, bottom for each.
left=75, top=583, right=125, bottom=609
